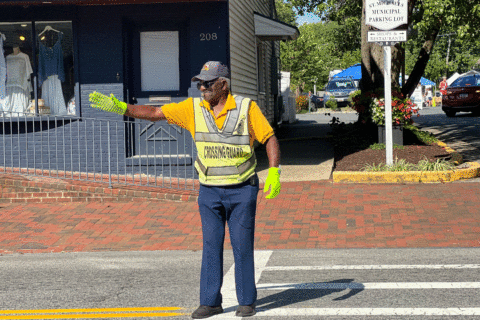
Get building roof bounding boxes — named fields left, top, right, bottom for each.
left=254, top=12, right=299, bottom=41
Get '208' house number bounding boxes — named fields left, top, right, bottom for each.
left=200, top=33, right=217, bottom=41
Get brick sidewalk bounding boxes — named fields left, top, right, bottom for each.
left=1, top=180, right=479, bottom=254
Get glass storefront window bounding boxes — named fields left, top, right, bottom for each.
left=0, top=22, right=33, bottom=117
left=35, top=22, right=74, bottom=116
left=0, top=21, right=74, bottom=117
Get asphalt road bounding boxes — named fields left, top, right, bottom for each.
left=414, top=107, right=480, bottom=163
left=0, top=249, right=479, bottom=319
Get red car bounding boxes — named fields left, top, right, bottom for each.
left=442, top=71, right=480, bottom=117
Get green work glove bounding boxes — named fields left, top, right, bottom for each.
left=89, top=91, right=127, bottom=115
left=264, top=167, right=281, bottom=199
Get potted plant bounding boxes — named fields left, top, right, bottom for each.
left=371, top=89, right=419, bottom=145
left=350, top=89, right=419, bottom=145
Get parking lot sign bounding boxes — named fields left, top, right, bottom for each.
left=366, top=0, right=408, bottom=31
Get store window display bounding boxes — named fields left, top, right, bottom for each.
left=0, top=21, right=75, bottom=117
left=0, top=22, right=33, bottom=116
left=38, top=25, right=67, bottom=115
left=5, top=44, right=33, bottom=116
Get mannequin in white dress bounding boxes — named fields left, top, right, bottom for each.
left=5, top=45, right=33, bottom=116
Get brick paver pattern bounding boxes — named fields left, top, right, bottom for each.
left=0, top=181, right=479, bottom=254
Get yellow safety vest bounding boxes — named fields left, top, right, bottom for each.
left=193, top=95, right=256, bottom=186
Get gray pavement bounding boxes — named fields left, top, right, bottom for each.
left=256, top=112, right=354, bottom=183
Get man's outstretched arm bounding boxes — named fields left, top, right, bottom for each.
left=124, top=104, right=167, bottom=122
left=89, top=91, right=167, bottom=121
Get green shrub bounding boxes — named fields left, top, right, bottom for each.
left=325, top=96, right=338, bottom=110
left=404, top=124, right=438, bottom=144
left=348, top=90, right=361, bottom=106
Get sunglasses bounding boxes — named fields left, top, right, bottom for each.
left=197, top=79, right=218, bottom=90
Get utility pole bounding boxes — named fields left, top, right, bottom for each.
left=438, top=33, right=456, bottom=77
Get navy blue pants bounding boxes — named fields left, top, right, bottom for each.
left=198, top=175, right=259, bottom=307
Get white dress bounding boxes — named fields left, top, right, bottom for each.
left=5, top=52, right=33, bottom=117
left=38, top=33, right=67, bottom=116
left=42, top=75, right=67, bottom=115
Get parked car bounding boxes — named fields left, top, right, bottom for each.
left=310, top=94, right=324, bottom=109
left=442, top=71, right=480, bottom=117
left=322, top=77, right=358, bottom=107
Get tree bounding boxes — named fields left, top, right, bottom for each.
left=280, top=22, right=361, bottom=94
left=275, top=0, right=297, bottom=26
left=287, top=0, right=480, bottom=96
left=407, top=32, right=480, bottom=84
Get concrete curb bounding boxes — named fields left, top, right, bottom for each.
left=333, top=162, right=480, bottom=183
left=333, top=141, right=480, bottom=183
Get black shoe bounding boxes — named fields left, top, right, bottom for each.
left=191, top=305, right=223, bottom=319
left=235, top=303, right=256, bottom=317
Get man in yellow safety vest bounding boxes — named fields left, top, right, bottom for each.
left=89, top=61, right=281, bottom=318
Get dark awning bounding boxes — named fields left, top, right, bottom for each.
left=254, top=12, right=299, bottom=41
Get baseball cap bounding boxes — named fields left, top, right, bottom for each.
left=192, top=61, right=230, bottom=82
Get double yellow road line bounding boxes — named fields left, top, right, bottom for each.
left=0, top=307, right=186, bottom=319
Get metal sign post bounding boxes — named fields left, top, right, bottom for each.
left=383, top=46, right=393, bottom=165
left=366, top=0, right=408, bottom=166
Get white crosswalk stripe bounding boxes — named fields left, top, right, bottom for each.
left=214, top=308, right=480, bottom=318
left=263, top=264, right=480, bottom=271
left=257, top=282, right=480, bottom=290
left=215, top=252, right=480, bottom=318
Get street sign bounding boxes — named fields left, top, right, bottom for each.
left=365, top=0, right=409, bottom=166
left=365, top=0, right=408, bottom=31
left=368, top=30, right=407, bottom=46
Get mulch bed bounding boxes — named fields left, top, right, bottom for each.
left=332, top=123, right=453, bottom=172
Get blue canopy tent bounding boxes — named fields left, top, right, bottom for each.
left=420, top=77, right=435, bottom=86
left=399, top=75, right=435, bottom=86
left=334, top=64, right=436, bottom=87
left=332, top=63, right=362, bottom=80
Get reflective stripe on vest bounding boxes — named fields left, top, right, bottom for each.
left=193, top=95, right=256, bottom=186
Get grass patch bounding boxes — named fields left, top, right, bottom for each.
left=404, top=124, right=438, bottom=145
left=362, top=157, right=455, bottom=172
left=296, top=109, right=309, bottom=114
left=369, top=143, right=405, bottom=150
